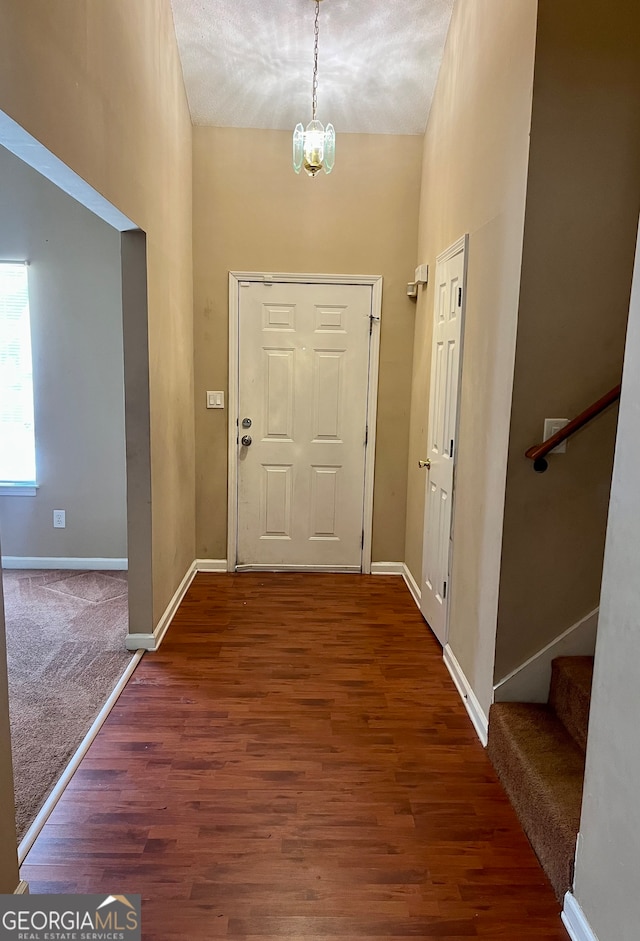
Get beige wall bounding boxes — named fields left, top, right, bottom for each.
left=0, top=0, right=195, bottom=623
left=0, top=0, right=193, bottom=890
left=572, top=221, right=640, bottom=941
left=404, top=0, right=538, bottom=712
left=494, top=0, right=640, bottom=680
left=193, top=128, right=422, bottom=562
left=0, top=145, right=126, bottom=560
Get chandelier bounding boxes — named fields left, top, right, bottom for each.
left=293, top=0, right=335, bottom=177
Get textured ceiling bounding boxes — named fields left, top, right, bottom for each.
left=170, top=0, right=455, bottom=135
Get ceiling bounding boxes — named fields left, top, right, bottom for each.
left=169, top=0, right=455, bottom=136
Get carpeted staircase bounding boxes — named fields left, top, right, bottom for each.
left=487, top=656, right=594, bottom=900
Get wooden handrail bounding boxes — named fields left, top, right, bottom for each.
left=525, top=383, right=621, bottom=472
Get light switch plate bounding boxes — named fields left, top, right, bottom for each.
left=207, top=391, right=224, bottom=409
left=544, top=418, right=569, bottom=453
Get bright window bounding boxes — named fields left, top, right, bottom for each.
left=0, top=262, right=36, bottom=485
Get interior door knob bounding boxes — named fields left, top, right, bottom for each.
left=241, top=435, right=252, bottom=447
left=418, top=459, right=431, bottom=469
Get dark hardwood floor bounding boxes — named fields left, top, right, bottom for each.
left=21, top=573, right=568, bottom=939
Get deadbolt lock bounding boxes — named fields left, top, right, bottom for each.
left=242, top=417, right=252, bottom=428
left=241, top=435, right=252, bottom=447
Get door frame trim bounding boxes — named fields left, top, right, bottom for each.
left=227, top=271, right=383, bottom=574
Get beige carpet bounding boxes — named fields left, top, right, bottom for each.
left=2, top=569, right=133, bottom=842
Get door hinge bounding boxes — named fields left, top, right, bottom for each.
left=458, top=287, right=462, bottom=307
left=365, top=424, right=368, bottom=446
left=443, top=580, right=447, bottom=600
left=369, top=317, right=373, bottom=336
left=361, top=531, right=365, bottom=550
left=450, top=438, right=454, bottom=459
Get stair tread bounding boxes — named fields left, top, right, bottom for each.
left=489, top=702, right=585, bottom=817
left=487, top=701, right=585, bottom=899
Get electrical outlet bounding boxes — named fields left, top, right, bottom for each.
left=543, top=418, right=569, bottom=454
left=53, top=509, right=66, bottom=528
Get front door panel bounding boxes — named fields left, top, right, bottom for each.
left=237, top=281, right=371, bottom=569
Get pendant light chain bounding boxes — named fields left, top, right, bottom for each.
left=312, top=0, right=320, bottom=121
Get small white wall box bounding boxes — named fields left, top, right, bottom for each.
left=543, top=418, right=569, bottom=453
left=408, top=264, right=429, bottom=299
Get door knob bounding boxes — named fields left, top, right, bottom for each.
left=241, top=435, right=252, bottom=447
left=242, top=417, right=252, bottom=428
left=418, top=459, right=431, bottom=469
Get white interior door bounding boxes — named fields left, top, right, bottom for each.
left=235, top=280, right=372, bottom=570
left=420, top=237, right=467, bottom=645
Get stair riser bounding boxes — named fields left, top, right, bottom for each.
left=549, top=658, right=594, bottom=753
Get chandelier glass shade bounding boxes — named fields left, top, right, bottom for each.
left=293, top=0, right=335, bottom=177
left=293, top=120, right=335, bottom=177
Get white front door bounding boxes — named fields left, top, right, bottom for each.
left=420, top=237, right=467, bottom=645
left=235, top=280, right=372, bottom=570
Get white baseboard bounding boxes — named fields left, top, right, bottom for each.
left=371, top=562, right=405, bottom=575
left=126, top=561, right=197, bottom=652
left=1, top=556, right=128, bottom=571
left=200, top=560, right=417, bottom=577
left=443, top=644, right=489, bottom=746
left=196, top=559, right=228, bottom=572
left=14, top=881, right=29, bottom=894
left=18, top=650, right=144, bottom=865
left=494, top=607, right=598, bottom=704
left=562, top=893, right=600, bottom=941
left=125, top=632, right=156, bottom=651
left=402, top=564, right=421, bottom=609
